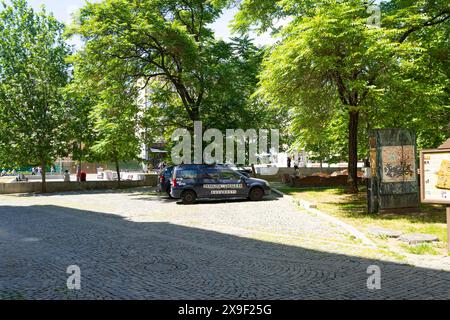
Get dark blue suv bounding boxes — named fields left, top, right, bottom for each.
left=170, top=164, right=271, bottom=204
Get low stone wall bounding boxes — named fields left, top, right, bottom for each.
left=27, top=175, right=63, bottom=181
left=0, top=174, right=158, bottom=195
left=287, top=175, right=363, bottom=188
left=254, top=167, right=354, bottom=182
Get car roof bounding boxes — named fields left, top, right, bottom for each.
left=176, top=163, right=225, bottom=167
left=174, top=164, right=231, bottom=170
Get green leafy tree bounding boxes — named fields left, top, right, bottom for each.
left=0, top=0, right=71, bottom=192
left=233, top=0, right=449, bottom=192
left=63, top=82, right=97, bottom=174
left=89, top=76, right=140, bottom=186
left=69, top=0, right=275, bottom=166
left=67, top=0, right=230, bottom=124
left=139, top=37, right=268, bottom=134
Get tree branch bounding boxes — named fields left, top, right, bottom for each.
left=399, top=10, right=450, bottom=43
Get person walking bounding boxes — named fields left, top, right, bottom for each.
left=76, top=165, right=81, bottom=182
left=63, top=170, right=71, bottom=182
left=293, top=160, right=300, bottom=176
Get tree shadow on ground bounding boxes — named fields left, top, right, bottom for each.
left=0, top=204, right=449, bottom=300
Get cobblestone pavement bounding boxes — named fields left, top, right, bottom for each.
left=0, top=188, right=449, bottom=299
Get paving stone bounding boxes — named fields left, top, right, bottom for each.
left=399, top=233, right=439, bottom=245
left=367, top=227, right=402, bottom=238
left=0, top=189, right=449, bottom=299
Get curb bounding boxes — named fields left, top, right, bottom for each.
left=272, top=188, right=376, bottom=247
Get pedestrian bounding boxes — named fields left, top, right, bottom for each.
left=287, top=156, right=292, bottom=168
left=76, top=165, right=81, bottom=182
left=50, top=165, right=55, bottom=175
left=294, top=161, right=299, bottom=176
left=64, top=170, right=71, bottom=182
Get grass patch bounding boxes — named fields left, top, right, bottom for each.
left=402, top=243, right=440, bottom=255
left=274, top=183, right=448, bottom=255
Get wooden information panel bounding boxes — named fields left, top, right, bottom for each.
left=420, top=149, right=450, bottom=204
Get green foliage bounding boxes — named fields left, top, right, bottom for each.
left=63, top=82, right=97, bottom=165
left=68, top=0, right=274, bottom=150
left=0, top=0, right=71, bottom=175
left=234, top=0, right=449, bottom=189
left=67, top=0, right=228, bottom=123
left=89, top=79, right=140, bottom=166
left=68, top=55, right=141, bottom=172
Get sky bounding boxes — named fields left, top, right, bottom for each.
left=27, top=0, right=276, bottom=48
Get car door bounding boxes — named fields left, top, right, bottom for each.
left=218, top=169, right=247, bottom=198
left=200, top=167, right=221, bottom=198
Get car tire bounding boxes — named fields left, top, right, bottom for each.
left=181, top=190, right=196, bottom=205
left=249, top=187, right=264, bottom=201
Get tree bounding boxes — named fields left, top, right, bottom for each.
left=290, top=106, right=348, bottom=168
left=69, top=0, right=276, bottom=166
left=63, top=82, right=97, bottom=177
left=0, top=0, right=71, bottom=192
left=139, top=36, right=269, bottom=135
left=89, top=74, right=140, bottom=186
left=233, top=0, right=449, bottom=193
left=369, top=0, right=450, bottom=150
left=254, top=1, right=402, bottom=192
left=67, top=0, right=230, bottom=125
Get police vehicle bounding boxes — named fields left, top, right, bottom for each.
left=170, top=164, right=271, bottom=204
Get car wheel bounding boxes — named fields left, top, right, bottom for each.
left=181, top=190, right=196, bottom=205
left=249, top=187, right=264, bottom=201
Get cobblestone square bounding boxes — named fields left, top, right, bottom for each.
left=0, top=188, right=449, bottom=299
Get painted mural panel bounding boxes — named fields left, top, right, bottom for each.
left=381, top=145, right=416, bottom=183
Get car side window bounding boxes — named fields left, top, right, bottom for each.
left=204, top=168, right=220, bottom=180
left=178, top=170, right=197, bottom=179
left=220, top=170, right=240, bottom=181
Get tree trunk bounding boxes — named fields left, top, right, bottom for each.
left=348, top=110, right=359, bottom=194
left=115, top=158, right=121, bottom=188
left=41, top=158, right=47, bottom=193
left=78, top=142, right=82, bottom=181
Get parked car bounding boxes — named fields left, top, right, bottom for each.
left=170, top=164, right=271, bottom=204
left=159, top=166, right=175, bottom=196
